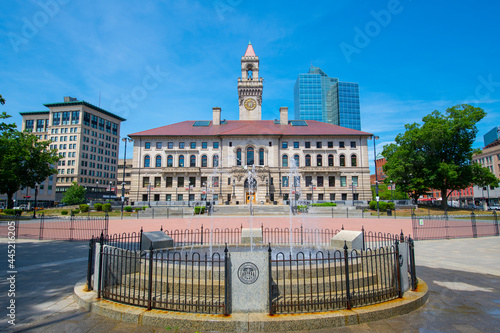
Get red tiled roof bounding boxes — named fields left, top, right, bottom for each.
left=244, top=42, right=256, bottom=57
left=129, top=120, right=372, bottom=137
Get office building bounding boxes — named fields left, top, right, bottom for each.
left=13, top=97, right=126, bottom=204
left=294, top=66, right=361, bottom=130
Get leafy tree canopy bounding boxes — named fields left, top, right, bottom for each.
left=62, top=182, right=87, bottom=205
left=0, top=97, right=60, bottom=208
left=382, top=104, right=499, bottom=209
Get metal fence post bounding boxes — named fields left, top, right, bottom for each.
left=70, top=214, right=74, bottom=241
left=268, top=243, right=273, bottom=315
left=332, top=207, right=334, bottom=218
left=39, top=213, right=44, bottom=240
left=493, top=211, right=499, bottom=236
left=139, top=227, right=143, bottom=251
left=346, top=207, right=349, bottom=218
left=201, top=224, right=204, bottom=245
left=408, top=236, right=417, bottom=291
left=97, top=232, right=104, bottom=299
left=471, top=212, right=477, bottom=238
left=152, top=208, right=155, bottom=219
left=395, top=238, right=402, bottom=298
left=224, top=244, right=230, bottom=316
left=87, top=237, right=94, bottom=291
left=361, top=226, right=365, bottom=251
left=343, top=241, right=351, bottom=310
left=147, top=244, right=154, bottom=310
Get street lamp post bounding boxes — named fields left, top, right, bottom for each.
left=232, top=179, right=235, bottom=200
left=32, top=184, right=38, bottom=218
left=121, top=137, right=133, bottom=216
left=373, top=135, right=380, bottom=218
left=120, top=182, right=125, bottom=218
left=310, top=182, right=314, bottom=204
left=390, top=180, right=395, bottom=201
left=148, top=181, right=152, bottom=208
left=95, top=180, right=99, bottom=203
left=351, top=182, right=355, bottom=207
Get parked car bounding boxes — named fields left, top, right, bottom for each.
left=488, top=205, right=500, bottom=211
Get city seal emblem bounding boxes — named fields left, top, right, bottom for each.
left=238, top=262, right=259, bottom=285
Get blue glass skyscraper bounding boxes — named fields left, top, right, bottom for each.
left=294, top=66, right=361, bottom=130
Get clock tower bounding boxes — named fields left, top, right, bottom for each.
left=238, top=42, right=263, bottom=120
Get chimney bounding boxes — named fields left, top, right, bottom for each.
left=280, top=107, right=288, bottom=125
left=213, top=107, right=221, bottom=125
left=64, top=96, right=77, bottom=102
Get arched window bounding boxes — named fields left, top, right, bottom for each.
left=340, top=154, right=345, bottom=167
left=155, top=155, right=162, bottom=168
left=305, top=154, right=311, bottom=166
left=167, top=155, right=173, bottom=167
left=201, top=155, right=207, bottom=167
left=190, top=155, right=196, bottom=167
left=294, top=155, right=300, bottom=167
left=259, top=148, right=264, bottom=165
left=247, top=147, right=254, bottom=166
left=317, top=155, right=322, bottom=166
left=282, top=154, right=288, bottom=167
left=237, top=149, right=242, bottom=166
left=328, top=154, right=334, bottom=166
left=179, top=155, right=184, bottom=167
left=144, top=155, right=150, bottom=168
left=213, top=155, right=219, bottom=167
left=351, top=154, right=357, bottom=167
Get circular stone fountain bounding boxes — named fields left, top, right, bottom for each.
left=74, top=227, right=428, bottom=331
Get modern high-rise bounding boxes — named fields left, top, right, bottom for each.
left=294, top=66, right=361, bottom=130
left=15, top=97, right=126, bottom=204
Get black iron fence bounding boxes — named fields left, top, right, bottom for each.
left=88, top=228, right=417, bottom=315
left=0, top=214, right=108, bottom=241
left=411, top=212, right=499, bottom=240
left=271, top=245, right=400, bottom=314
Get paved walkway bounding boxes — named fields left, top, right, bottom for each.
left=0, top=227, right=499, bottom=332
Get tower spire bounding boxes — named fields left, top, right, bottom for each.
left=244, top=42, right=256, bottom=57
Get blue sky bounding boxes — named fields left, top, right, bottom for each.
left=1, top=0, right=499, bottom=172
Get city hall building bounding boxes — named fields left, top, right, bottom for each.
left=128, top=44, right=373, bottom=205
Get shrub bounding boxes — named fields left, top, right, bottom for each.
left=94, top=203, right=103, bottom=211
left=61, top=210, right=69, bottom=215
left=379, top=201, right=388, bottom=211
left=142, top=206, right=148, bottom=211
left=297, top=205, right=308, bottom=212
left=3, top=209, right=22, bottom=216
left=369, top=201, right=377, bottom=210
left=124, top=206, right=133, bottom=212
left=103, top=203, right=112, bottom=212
left=72, top=209, right=80, bottom=214
left=194, top=206, right=206, bottom=214
left=135, top=207, right=141, bottom=212
left=311, top=202, right=337, bottom=207
left=79, top=204, right=90, bottom=213
left=387, top=202, right=395, bottom=210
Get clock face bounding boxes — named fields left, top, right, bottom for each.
left=244, top=98, right=257, bottom=111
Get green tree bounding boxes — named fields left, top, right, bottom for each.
left=62, top=182, right=87, bottom=205
left=0, top=108, right=60, bottom=208
left=383, top=104, right=499, bottom=209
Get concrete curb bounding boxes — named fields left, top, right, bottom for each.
left=74, top=279, right=428, bottom=332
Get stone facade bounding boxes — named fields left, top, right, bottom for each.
left=128, top=45, right=372, bottom=206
